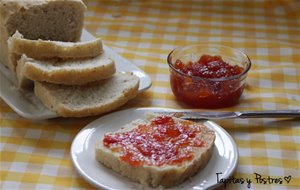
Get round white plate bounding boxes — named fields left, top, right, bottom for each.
left=71, top=108, right=238, bottom=190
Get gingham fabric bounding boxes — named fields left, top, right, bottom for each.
left=1, top=0, right=299, bottom=189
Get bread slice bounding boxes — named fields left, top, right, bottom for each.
left=96, top=114, right=215, bottom=188
left=8, top=31, right=103, bottom=73
left=9, top=31, right=103, bottom=60
left=0, top=0, right=86, bottom=67
left=34, top=72, right=139, bottom=117
left=16, top=54, right=116, bottom=89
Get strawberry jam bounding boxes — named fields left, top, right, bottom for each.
left=174, top=55, right=243, bottom=78
left=170, top=54, right=245, bottom=108
left=103, top=115, right=205, bottom=167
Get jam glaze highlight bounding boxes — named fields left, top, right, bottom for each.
left=103, top=115, right=206, bottom=167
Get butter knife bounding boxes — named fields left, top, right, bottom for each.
left=160, top=110, right=300, bottom=120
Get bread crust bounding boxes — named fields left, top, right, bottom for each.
left=96, top=116, right=215, bottom=187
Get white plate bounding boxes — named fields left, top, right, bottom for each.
left=71, top=107, right=238, bottom=190
left=0, top=29, right=152, bottom=120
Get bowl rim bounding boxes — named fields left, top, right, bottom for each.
left=167, top=44, right=252, bottom=82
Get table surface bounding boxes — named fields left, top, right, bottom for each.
left=1, top=0, right=299, bottom=189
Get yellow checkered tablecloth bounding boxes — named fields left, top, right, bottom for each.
left=1, top=0, right=299, bottom=189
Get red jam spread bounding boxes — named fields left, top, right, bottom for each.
left=170, top=54, right=245, bottom=108
left=103, top=115, right=205, bottom=167
left=174, top=55, right=243, bottom=78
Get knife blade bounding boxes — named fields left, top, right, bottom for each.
left=159, top=110, right=300, bottom=120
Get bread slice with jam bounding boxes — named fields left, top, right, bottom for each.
left=95, top=114, right=215, bottom=188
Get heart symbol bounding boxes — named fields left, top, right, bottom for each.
left=284, top=175, right=292, bottom=183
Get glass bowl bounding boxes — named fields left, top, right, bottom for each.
left=167, top=44, right=251, bottom=108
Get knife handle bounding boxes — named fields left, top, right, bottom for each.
left=238, top=110, right=300, bottom=118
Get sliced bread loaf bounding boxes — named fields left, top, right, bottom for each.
left=96, top=114, right=215, bottom=187
left=0, top=0, right=86, bottom=67
left=16, top=54, right=116, bottom=89
left=34, top=72, right=140, bottom=117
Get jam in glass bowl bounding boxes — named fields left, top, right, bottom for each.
left=167, top=44, right=251, bottom=108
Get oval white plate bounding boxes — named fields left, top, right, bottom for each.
left=0, top=29, right=151, bottom=120
left=71, top=108, right=238, bottom=190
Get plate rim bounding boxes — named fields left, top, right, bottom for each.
left=71, top=107, right=239, bottom=190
